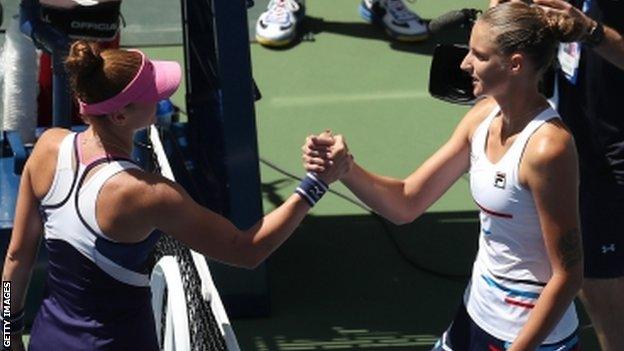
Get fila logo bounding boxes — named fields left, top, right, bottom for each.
left=494, top=172, right=506, bottom=189
left=602, top=243, right=616, bottom=254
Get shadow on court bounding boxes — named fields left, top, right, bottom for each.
left=232, top=211, right=600, bottom=350
left=259, top=15, right=471, bottom=56
left=0, top=200, right=600, bottom=350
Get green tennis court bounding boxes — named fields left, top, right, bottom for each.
left=231, top=1, right=600, bottom=350
left=1, top=0, right=600, bottom=349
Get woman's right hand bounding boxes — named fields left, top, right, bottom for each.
left=301, top=131, right=353, bottom=185
left=533, top=0, right=594, bottom=37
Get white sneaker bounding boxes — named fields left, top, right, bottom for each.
left=359, top=0, right=428, bottom=41
left=255, top=0, right=303, bottom=47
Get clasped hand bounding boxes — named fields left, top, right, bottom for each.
left=301, top=130, right=353, bottom=185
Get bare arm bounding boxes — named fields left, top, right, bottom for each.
left=535, top=0, right=624, bottom=70
left=0, top=167, right=38, bottom=351
left=304, top=98, right=495, bottom=225
left=339, top=131, right=471, bottom=225
left=590, top=24, right=624, bottom=70
left=1, top=128, right=67, bottom=312
left=2, top=165, right=43, bottom=314
left=0, top=128, right=67, bottom=351
left=153, top=183, right=313, bottom=269
left=135, top=143, right=352, bottom=269
left=509, top=122, right=583, bottom=350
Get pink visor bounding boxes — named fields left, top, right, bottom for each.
left=79, top=50, right=181, bottom=115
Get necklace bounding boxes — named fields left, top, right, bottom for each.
left=81, top=133, right=132, bottom=157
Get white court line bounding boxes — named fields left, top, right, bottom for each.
left=123, top=25, right=182, bottom=33
left=269, top=90, right=430, bottom=107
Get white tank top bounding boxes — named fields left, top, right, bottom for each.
left=464, top=106, right=578, bottom=343
left=39, top=133, right=151, bottom=287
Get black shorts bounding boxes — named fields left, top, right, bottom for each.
left=579, top=179, right=624, bottom=278
left=431, top=301, right=579, bottom=350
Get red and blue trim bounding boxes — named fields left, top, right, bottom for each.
left=481, top=275, right=540, bottom=309
left=475, top=201, right=514, bottom=219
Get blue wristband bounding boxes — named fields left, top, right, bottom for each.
left=295, top=173, right=328, bottom=206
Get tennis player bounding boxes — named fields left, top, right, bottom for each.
left=304, top=2, right=585, bottom=350
left=1, top=41, right=351, bottom=351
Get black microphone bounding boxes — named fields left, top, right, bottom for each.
left=427, top=9, right=480, bottom=35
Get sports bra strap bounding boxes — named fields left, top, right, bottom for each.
left=40, top=133, right=80, bottom=207
left=76, top=158, right=141, bottom=240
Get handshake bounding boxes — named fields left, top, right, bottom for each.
left=300, top=130, right=354, bottom=186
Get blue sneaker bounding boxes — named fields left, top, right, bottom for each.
left=359, top=0, right=428, bottom=42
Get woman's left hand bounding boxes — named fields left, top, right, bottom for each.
left=301, top=131, right=353, bottom=184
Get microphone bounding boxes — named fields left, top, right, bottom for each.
left=427, top=9, right=480, bottom=35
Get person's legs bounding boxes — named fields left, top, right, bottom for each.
left=579, top=278, right=624, bottom=351
left=432, top=300, right=579, bottom=350
left=255, top=0, right=302, bottom=47
left=431, top=302, right=471, bottom=350
left=578, top=181, right=624, bottom=351
left=431, top=301, right=505, bottom=351
left=359, top=0, right=428, bottom=41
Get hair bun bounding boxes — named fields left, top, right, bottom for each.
left=66, top=41, right=104, bottom=78
left=539, top=6, right=585, bottom=43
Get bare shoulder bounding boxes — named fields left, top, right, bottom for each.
left=521, top=118, right=577, bottom=191
left=525, top=118, right=577, bottom=168
left=39, top=127, right=72, bottom=141
left=461, top=97, right=498, bottom=141
left=96, top=169, right=193, bottom=241
left=31, top=128, right=72, bottom=157
left=101, top=169, right=189, bottom=216
left=25, top=128, right=72, bottom=198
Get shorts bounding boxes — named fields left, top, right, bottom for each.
left=579, top=179, right=624, bottom=278
left=431, top=302, right=579, bottom=351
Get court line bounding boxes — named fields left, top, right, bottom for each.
left=269, top=90, right=430, bottom=107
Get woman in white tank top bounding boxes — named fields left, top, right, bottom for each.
left=303, top=2, right=587, bottom=350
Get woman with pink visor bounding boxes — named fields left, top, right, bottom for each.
left=1, top=41, right=352, bottom=351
